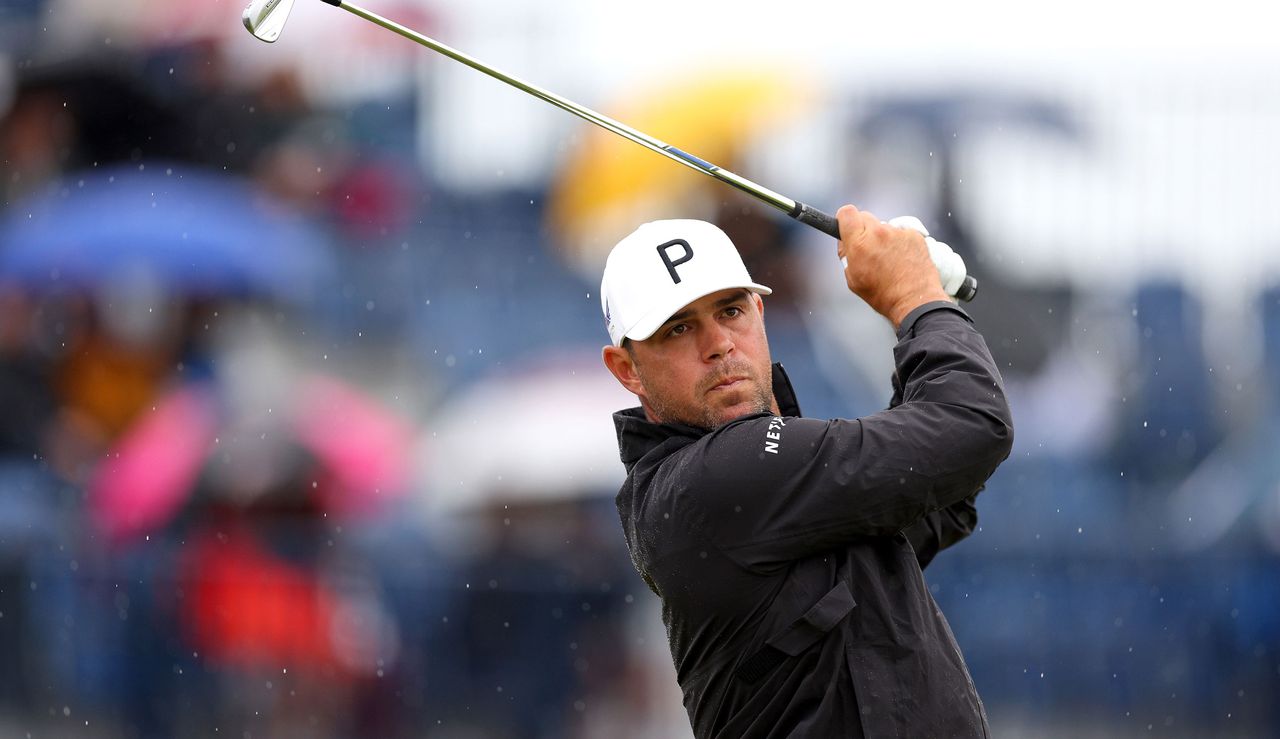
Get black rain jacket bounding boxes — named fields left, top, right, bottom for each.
left=612, top=302, right=1014, bottom=738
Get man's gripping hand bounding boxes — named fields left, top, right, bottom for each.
left=886, top=216, right=968, bottom=298
left=836, top=205, right=955, bottom=328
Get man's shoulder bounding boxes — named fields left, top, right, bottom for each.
left=619, top=421, right=730, bottom=517
left=704, top=412, right=799, bottom=455
left=630, top=413, right=808, bottom=499
left=615, top=435, right=710, bottom=567
left=621, top=412, right=836, bottom=516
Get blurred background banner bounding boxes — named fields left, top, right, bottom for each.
left=1, top=0, right=1278, bottom=737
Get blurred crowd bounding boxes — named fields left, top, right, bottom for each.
left=2, top=1, right=1279, bottom=738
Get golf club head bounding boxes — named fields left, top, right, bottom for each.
left=242, top=0, right=296, bottom=43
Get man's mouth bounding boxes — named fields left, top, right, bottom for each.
left=708, top=376, right=748, bottom=393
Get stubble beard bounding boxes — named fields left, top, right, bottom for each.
left=638, top=359, right=774, bottom=430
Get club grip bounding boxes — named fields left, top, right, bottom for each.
left=792, top=201, right=840, bottom=239
left=790, top=200, right=978, bottom=303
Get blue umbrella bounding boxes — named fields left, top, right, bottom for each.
left=0, top=165, right=332, bottom=300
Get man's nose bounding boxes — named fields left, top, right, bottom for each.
left=701, top=321, right=734, bottom=361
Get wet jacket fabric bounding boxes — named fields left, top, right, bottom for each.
left=612, top=302, right=1014, bottom=739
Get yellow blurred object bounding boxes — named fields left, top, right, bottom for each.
left=56, top=334, right=173, bottom=441
left=547, top=68, right=814, bottom=270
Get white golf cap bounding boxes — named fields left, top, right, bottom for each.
left=600, top=219, right=771, bottom=346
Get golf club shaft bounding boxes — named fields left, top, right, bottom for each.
left=326, top=1, right=823, bottom=220
left=320, top=0, right=977, bottom=302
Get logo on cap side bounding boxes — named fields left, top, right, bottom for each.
left=656, top=239, right=694, bottom=284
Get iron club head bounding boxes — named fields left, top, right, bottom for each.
left=242, top=0, right=297, bottom=43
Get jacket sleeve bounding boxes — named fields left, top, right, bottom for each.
left=691, top=303, right=1013, bottom=570
left=902, top=492, right=979, bottom=570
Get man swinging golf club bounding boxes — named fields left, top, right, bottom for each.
left=602, top=205, right=1013, bottom=738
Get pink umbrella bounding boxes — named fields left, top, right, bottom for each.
left=292, top=375, right=416, bottom=518
left=89, top=386, right=220, bottom=545
left=89, top=375, right=414, bottom=544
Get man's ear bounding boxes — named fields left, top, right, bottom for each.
left=603, top=344, right=646, bottom=397
left=752, top=291, right=765, bottom=317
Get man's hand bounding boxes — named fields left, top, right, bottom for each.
left=836, top=205, right=954, bottom=328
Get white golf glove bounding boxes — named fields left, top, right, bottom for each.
left=886, top=216, right=968, bottom=298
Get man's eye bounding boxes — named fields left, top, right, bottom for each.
left=668, top=324, right=688, bottom=337
left=724, top=306, right=742, bottom=318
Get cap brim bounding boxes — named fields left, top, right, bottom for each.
left=619, top=282, right=772, bottom=345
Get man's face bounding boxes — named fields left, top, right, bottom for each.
left=605, top=288, right=778, bottom=429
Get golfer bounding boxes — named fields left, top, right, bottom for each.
left=600, top=205, right=1013, bottom=738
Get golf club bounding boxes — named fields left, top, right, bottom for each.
left=242, top=0, right=978, bottom=302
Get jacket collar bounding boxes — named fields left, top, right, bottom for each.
left=772, top=362, right=801, bottom=417
left=613, top=363, right=801, bottom=467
